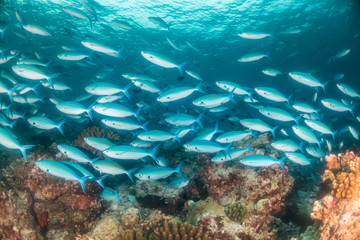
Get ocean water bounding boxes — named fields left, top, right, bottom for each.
left=0, top=0, right=360, bottom=239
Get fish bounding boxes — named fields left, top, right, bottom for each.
left=92, top=103, right=140, bottom=121
left=27, top=116, right=65, bottom=136
left=292, top=125, right=321, bottom=148
left=304, top=146, right=325, bottom=158
left=211, top=142, right=253, bottom=162
left=304, top=119, right=336, bottom=141
left=83, top=137, right=115, bottom=151
left=112, top=19, right=133, bottom=30
left=238, top=31, right=271, bottom=39
left=259, top=107, right=300, bottom=124
left=42, top=80, right=71, bottom=91
left=271, top=139, right=300, bottom=152
left=216, top=81, right=252, bottom=96
left=102, top=145, right=159, bottom=162
left=215, top=131, right=253, bottom=143
left=92, top=159, right=135, bottom=182
left=328, top=49, right=350, bottom=63
left=57, top=144, right=98, bottom=163
left=35, top=160, right=89, bottom=193
left=284, top=152, right=311, bottom=165
left=288, top=72, right=327, bottom=91
left=132, top=79, right=160, bottom=93
left=58, top=52, right=91, bottom=61
left=194, top=122, right=222, bottom=141
left=148, top=17, right=170, bottom=30
left=238, top=53, right=268, bottom=62
left=60, top=161, right=106, bottom=188
left=0, top=127, right=33, bottom=161
left=102, top=118, right=148, bottom=131
left=239, top=155, right=285, bottom=169
left=81, top=39, right=123, bottom=59
left=122, top=73, right=157, bottom=82
left=157, top=83, right=203, bottom=102
left=100, top=187, right=121, bottom=203
left=336, top=83, right=360, bottom=98
left=321, top=98, right=355, bottom=116
left=63, top=8, right=92, bottom=28
left=134, top=162, right=184, bottom=181
left=137, top=130, right=180, bottom=143
left=22, top=24, right=51, bottom=36
left=349, top=125, right=359, bottom=140
left=163, top=176, right=190, bottom=191
left=239, top=118, right=277, bottom=138
left=56, top=101, right=93, bottom=120
left=166, top=113, right=204, bottom=128
left=185, top=70, right=203, bottom=81
left=292, top=103, right=319, bottom=115
left=166, top=36, right=184, bottom=51
left=85, top=82, right=129, bottom=97
left=254, top=87, right=290, bottom=103
left=141, top=51, right=186, bottom=75
left=12, top=64, right=58, bottom=88
left=0, top=114, right=17, bottom=128
left=193, top=91, right=235, bottom=108
left=183, top=140, right=232, bottom=156
left=262, top=68, right=282, bottom=77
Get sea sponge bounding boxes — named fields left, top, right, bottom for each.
left=224, top=202, right=247, bottom=222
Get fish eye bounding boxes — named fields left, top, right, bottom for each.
left=147, top=175, right=150, bottom=178
left=167, top=97, right=170, bottom=99
left=195, top=147, right=198, bottom=149
left=201, top=101, right=204, bottom=104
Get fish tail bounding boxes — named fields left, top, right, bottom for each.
left=178, top=61, right=187, bottom=76
left=47, top=73, right=60, bottom=89
left=332, top=130, right=337, bottom=142
left=295, top=116, right=302, bottom=125
left=350, top=105, right=356, bottom=117
left=228, top=87, right=237, bottom=104
left=278, top=157, right=286, bottom=170
left=117, top=48, right=125, bottom=62
left=135, top=107, right=143, bottom=122
left=175, top=161, right=184, bottom=177
left=244, top=141, right=253, bottom=152
left=214, top=121, right=224, bottom=134
left=79, top=176, right=89, bottom=194
left=7, top=86, right=17, bottom=103
left=90, top=156, right=100, bottom=163
left=122, top=83, right=132, bottom=100
left=94, top=175, right=108, bottom=189
left=9, top=119, right=18, bottom=129
left=224, top=142, right=233, bottom=158
left=32, top=82, right=42, bottom=96
left=195, top=82, right=206, bottom=94
left=114, top=188, right=122, bottom=204
left=126, top=168, right=137, bottom=183
left=142, top=121, right=150, bottom=131
left=57, top=119, right=66, bottom=136
left=150, top=145, right=160, bottom=164
left=196, top=112, right=204, bottom=129
left=299, top=142, right=305, bottom=153
left=20, top=145, right=34, bottom=161
left=287, top=94, right=292, bottom=105
left=250, top=130, right=257, bottom=138
left=271, top=126, right=279, bottom=139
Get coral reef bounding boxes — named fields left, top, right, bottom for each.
left=73, top=126, right=129, bottom=156
left=224, top=202, right=247, bottom=222
left=310, top=151, right=360, bottom=240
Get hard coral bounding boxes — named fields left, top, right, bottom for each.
left=74, top=126, right=129, bottom=156
left=323, top=151, right=360, bottom=199
left=311, top=151, right=360, bottom=240
left=224, top=202, right=247, bottom=222
left=149, top=221, right=210, bottom=240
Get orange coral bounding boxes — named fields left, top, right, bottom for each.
left=323, top=151, right=360, bottom=200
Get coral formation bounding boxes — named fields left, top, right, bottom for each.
left=310, top=151, right=360, bottom=240
left=224, top=202, right=247, bottom=222
left=73, top=126, right=128, bottom=156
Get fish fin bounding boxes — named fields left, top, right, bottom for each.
left=244, top=141, right=253, bottom=152
left=8, top=86, right=18, bottom=103
left=90, top=156, right=100, bottom=163
left=299, top=142, right=305, bottom=153
left=135, top=107, right=143, bottom=122
left=126, top=168, right=137, bottom=183
left=214, top=121, right=224, bottom=134
left=57, top=119, right=66, bottom=136
left=175, top=161, right=184, bottom=177
left=278, top=157, right=286, bottom=170
left=114, top=188, right=122, bottom=203
left=122, top=83, right=132, bottom=100
left=196, top=112, right=204, bottom=129
left=150, top=145, right=160, bottom=164
left=142, top=121, right=150, bottom=131
left=228, top=87, right=236, bottom=104
left=250, top=130, right=257, bottom=138
left=287, top=94, right=292, bottom=105
left=322, top=81, right=329, bottom=93
left=47, top=73, right=60, bottom=89
left=117, top=48, right=125, bottom=62
left=32, top=83, right=41, bottom=96
left=224, top=142, right=233, bottom=158
left=295, top=116, right=302, bottom=125
left=20, top=145, right=34, bottom=161
left=95, top=175, right=108, bottom=188
left=271, top=126, right=279, bottom=139
left=349, top=105, right=356, bottom=117
left=177, top=61, right=187, bottom=76
left=162, top=180, right=169, bottom=192
left=9, top=119, right=18, bottom=128
left=332, top=130, right=337, bottom=142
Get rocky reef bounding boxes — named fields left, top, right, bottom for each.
left=0, top=133, right=304, bottom=240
